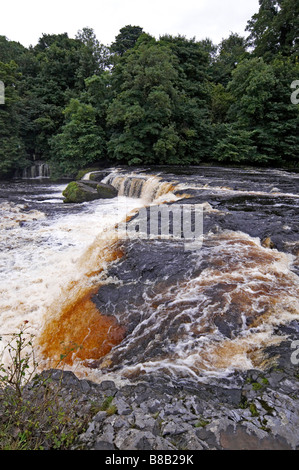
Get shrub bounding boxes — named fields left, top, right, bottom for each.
left=0, top=326, right=95, bottom=450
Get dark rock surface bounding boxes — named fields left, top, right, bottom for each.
left=38, top=365, right=299, bottom=450
left=86, top=166, right=299, bottom=450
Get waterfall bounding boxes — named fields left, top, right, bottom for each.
left=102, top=172, right=177, bottom=203
left=20, top=161, right=51, bottom=179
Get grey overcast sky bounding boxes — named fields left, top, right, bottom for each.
left=1, top=0, right=260, bottom=47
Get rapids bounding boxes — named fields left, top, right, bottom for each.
left=0, top=166, right=298, bottom=386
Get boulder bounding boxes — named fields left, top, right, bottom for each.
left=62, top=180, right=117, bottom=203
left=89, top=171, right=111, bottom=182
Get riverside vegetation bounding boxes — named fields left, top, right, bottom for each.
left=0, top=326, right=123, bottom=450
left=0, top=0, right=298, bottom=180
left=0, top=326, right=98, bottom=450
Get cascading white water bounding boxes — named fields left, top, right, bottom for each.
left=1, top=167, right=299, bottom=385
left=0, top=171, right=181, bottom=381
left=0, top=182, right=144, bottom=374
left=102, top=231, right=299, bottom=382
left=102, top=172, right=178, bottom=203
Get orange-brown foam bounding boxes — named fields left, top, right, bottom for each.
left=38, top=242, right=126, bottom=367
left=38, top=287, right=125, bottom=367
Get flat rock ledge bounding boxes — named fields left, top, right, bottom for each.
left=35, top=365, right=299, bottom=451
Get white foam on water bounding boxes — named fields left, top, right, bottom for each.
left=97, top=231, right=299, bottom=383
left=1, top=171, right=299, bottom=385
left=0, top=193, right=144, bottom=364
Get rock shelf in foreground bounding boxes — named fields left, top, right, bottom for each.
left=35, top=356, right=299, bottom=451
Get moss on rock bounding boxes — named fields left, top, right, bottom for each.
left=62, top=181, right=117, bottom=203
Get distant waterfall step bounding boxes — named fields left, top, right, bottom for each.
left=102, top=172, right=177, bottom=203
left=19, top=161, right=51, bottom=179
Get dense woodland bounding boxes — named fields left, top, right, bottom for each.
left=0, top=0, right=298, bottom=179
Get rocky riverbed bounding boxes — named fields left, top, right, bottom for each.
left=53, top=166, right=299, bottom=450
left=2, top=165, right=299, bottom=450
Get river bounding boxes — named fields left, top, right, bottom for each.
left=0, top=166, right=299, bottom=387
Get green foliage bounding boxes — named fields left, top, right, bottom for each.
left=211, top=33, right=249, bottom=86
left=1, top=3, right=298, bottom=176
left=210, top=84, right=233, bottom=123
left=0, top=61, right=29, bottom=178
left=213, top=125, right=259, bottom=163
left=225, top=57, right=299, bottom=163
left=107, top=41, right=180, bottom=165
left=249, top=403, right=260, bottom=417
left=246, top=0, right=299, bottom=60
left=100, top=396, right=118, bottom=416
left=107, top=36, right=213, bottom=165
left=0, top=327, right=38, bottom=398
left=110, top=25, right=144, bottom=56
left=0, top=327, right=96, bottom=450
left=50, top=98, right=106, bottom=176
left=0, top=36, right=26, bottom=63
left=194, top=419, right=210, bottom=428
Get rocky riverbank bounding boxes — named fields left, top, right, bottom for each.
left=37, top=355, right=299, bottom=450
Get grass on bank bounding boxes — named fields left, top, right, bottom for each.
left=0, top=325, right=98, bottom=450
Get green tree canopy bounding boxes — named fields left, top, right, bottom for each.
left=0, top=36, right=26, bottom=63
left=211, top=33, right=249, bottom=86
left=224, top=57, right=299, bottom=163
left=246, top=0, right=299, bottom=59
left=107, top=40, right=180, bottom=165
left=50, top=97, right=106, bottom=176
left=110, top=25, right=144, bottom=56
left=107, top=35, right=214, bottom=166
left=0, top=61, right=29, bottom=178
left=13, top=30, right=110, bottom=163
left=1, top=0, right=299, bottom=179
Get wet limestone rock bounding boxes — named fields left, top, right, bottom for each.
left=63, top=180, right=117, bottom=203
left=262, top=236, right=276, bottom=249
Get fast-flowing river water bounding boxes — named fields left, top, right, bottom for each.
left=0, top=166, right=299, bottom=387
